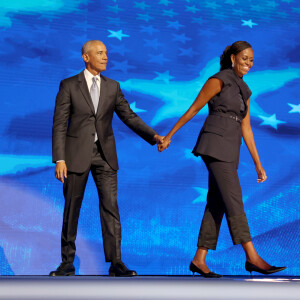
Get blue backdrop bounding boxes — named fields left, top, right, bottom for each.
left=0, top=0, right=299, bottom=275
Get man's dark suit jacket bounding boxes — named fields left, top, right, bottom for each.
left=52, top=71, right=157, bottom=172
left=192, top=69, right=252, bottom=167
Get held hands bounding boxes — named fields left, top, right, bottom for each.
left=158, top=137, right=171, bottom=152
left=153, top=134, right=164, bottom=145
left=255, top=164, right=267, bottom=183
left=55, top=161, right=67, bottom=183
left=153, top=134, right=171, bottom=152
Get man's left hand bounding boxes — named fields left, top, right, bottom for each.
left=153, top=134, right=164, bottom=144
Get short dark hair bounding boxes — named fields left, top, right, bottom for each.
left=81, top=40, right=103, bottom=55
left=220, top=41, right=252, bottom=71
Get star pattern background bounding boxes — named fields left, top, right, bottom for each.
left=0, top=0, right=299, bottom=275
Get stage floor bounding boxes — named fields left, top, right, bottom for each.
left=0, top=276, right=299, bottom=300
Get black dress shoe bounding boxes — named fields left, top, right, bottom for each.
left=109, top=261, right=137, bottom=277
left=245, top=261, right=286, bottom=277
left=189, top=262, right=222, bottom=278
left=49, top=263, right=75, bottom=276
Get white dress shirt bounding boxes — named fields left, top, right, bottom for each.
left=84, top=68, right=101, bottom=93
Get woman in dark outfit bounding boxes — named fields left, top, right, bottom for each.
left=159, top=41, right=286, bottom=277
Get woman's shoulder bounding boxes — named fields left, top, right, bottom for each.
left=209, top=69, right=234, bottom=85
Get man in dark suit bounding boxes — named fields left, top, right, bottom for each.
left=50, top=40, right=163, bottom=276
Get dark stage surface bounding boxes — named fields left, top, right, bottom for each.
left=0, top=276, right=299, bottom=300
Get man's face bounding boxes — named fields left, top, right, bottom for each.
left=82, top=42, right=108, bottom=75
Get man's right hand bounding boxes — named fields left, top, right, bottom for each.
left=158, top=138, right=171, bottom=152
left=55, top=161, right=67, bottom=183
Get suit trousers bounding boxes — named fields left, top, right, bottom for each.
left=61, top=141, right=121, bottom=264
left=197, top=155, right=252, bottom=250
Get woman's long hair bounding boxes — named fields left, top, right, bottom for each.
left=220, top=41, right=252, bottom=71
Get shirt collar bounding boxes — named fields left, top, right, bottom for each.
left=84, top=68, right=100, bottom=81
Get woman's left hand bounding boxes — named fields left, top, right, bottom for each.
left=255, top=164, right=267, bottom=183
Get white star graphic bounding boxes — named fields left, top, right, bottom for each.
left=21, top=56, right=49, bottom=67
left=225, top=0, right=238, bottom=5
left=154, top=71, right=175, bottom=84
left=110, top=60, right=135, bottom=73
left=185, top=5, right=200, bottom=13
left=148, top=53, right=170, bottom=65
left=106, top=4, right=123, bottom=14
left=137, top=13, right=154, bottom=22
left=205, top=2, right=221, bottom=9
left=258, top=114, right=286, bottom=129
left=130, top=102, right=147, bottom=113
left=140, top=25, right=159, bottom=35
left=192, top=187, right=208, bottom=204
left=107, top=30, right=130, bottom=41
left=159, top=0, right=173, bottom=6
left=134, top=1, right=150, bottom=10
left=250, top=5, right=263, bottom=12
left=184, top=149, right=199, bottom=161
left=233, top=9, right=245, bottom=15
left=266, top=1, right=279, bottom=8
left=212, top=11, right=227, bottom=20
left=106, top=17, right=127, bottom=26
left=179, top=48, right=197, bottom=57
left=288, top=103, right=300, bottom=113
left=167, top=20, right=185, bottom=30
left=241, top=19, right=258, bottom=28
left=172, top=33, right=191, bottom=43
left=163, top=9, right=178, bottom=17
left=144, top=38, right=162, bottom=50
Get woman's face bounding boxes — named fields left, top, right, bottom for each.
left=231, top=47, right=254, bottom=77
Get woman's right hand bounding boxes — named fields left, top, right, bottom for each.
left=158, top=138, right=171, bottom=152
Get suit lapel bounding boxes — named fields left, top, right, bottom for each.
left=231, top=70, right=251, bottom=105
left=78, top=71, right=95, bottom=114
left=97, top=74, right=108, bottom=116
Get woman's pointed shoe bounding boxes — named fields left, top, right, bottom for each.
left=245, top=261, right=286, bottom=277
left=189, top=262, right=222, bottom=278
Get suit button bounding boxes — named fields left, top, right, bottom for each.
left=92, top=133, right=95, bottom=136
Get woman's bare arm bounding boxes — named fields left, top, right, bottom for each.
left=159, top=78, right=223, bottom=151
left=241, top=98, right=267, bottom=183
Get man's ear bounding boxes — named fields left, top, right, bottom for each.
left=82, top=53, right=89, bottom=63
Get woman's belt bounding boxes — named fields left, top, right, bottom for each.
left=210, top=111, right=242, bottom=123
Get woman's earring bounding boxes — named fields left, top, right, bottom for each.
left=232, top=62, right=235, bottom=68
